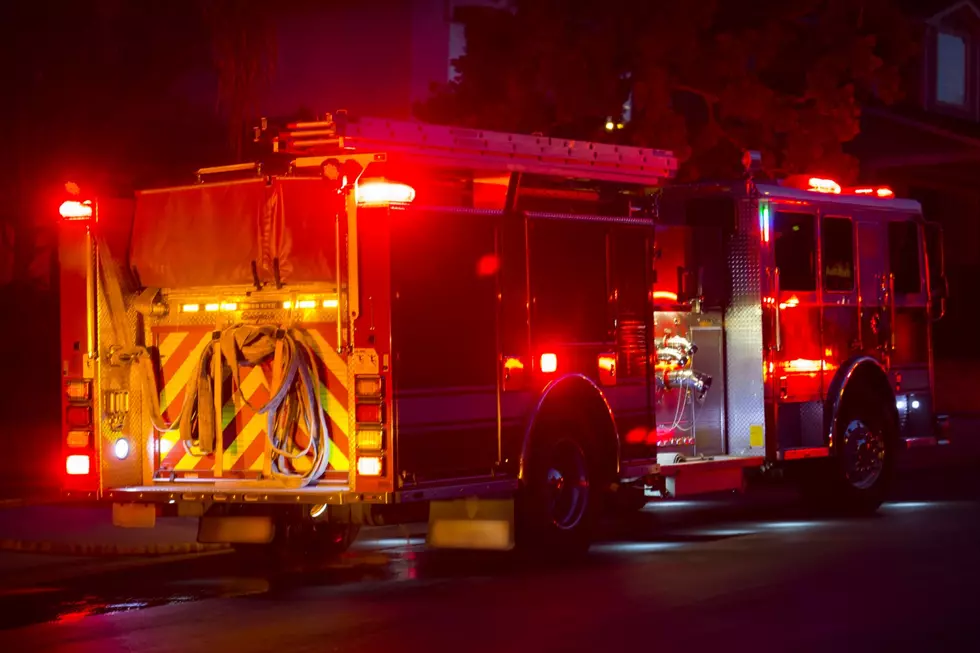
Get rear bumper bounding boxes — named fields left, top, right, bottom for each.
left=106, top=477, right=520, bottom=507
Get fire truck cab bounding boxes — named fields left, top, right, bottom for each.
left=56, top=113, right=947, bottom=556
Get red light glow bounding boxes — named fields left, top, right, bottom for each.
left=854, top=186, right=894, bottom=198
left=66, top=454, right=90, bottom=475
left=504, top=357, right=524, bottom=371
left=808, top=178, right=841, bottom=194
left=780, top=358, right=838, bottom=375
left=476, top=254, right=499, bottom=277
left=540, top=353, right=558, bottom=374
left=59, top=200, right=93, bottom=220
left=356, top=181, right=416, bottom=206
left=778, top=295, right=800, bottom=309
left=355, top=403, right=383, bottom=424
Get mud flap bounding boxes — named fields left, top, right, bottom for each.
left=427, top=497, right=515, bottom=551
left=112, top=503, right=156, bottom=529
left=198, top=515, right=275, bottom=544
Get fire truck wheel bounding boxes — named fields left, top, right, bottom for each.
left=234, top=521, right=360, bottom=563
left=517, top=422, right=604, bottom=557
left=804, top=387, right=897, bottom=515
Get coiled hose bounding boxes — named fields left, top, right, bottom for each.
left=178, top=325, right=332, bottom=488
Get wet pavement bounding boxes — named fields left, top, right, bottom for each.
left=0, top=466, right=977, bottom=651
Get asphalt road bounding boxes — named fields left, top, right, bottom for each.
left=1, top=468, right=978, bottom=653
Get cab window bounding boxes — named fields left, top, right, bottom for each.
left=822, top=216, right=855, bottom=292
left=888, top=220, right=922, bottom=294
left=773, top=211, right=817, bottom=291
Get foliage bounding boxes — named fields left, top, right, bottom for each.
left=416, top=0, right=919, bottom=182
left=200, top=0, right=279, bottom=159
left=0, top=0, right=281, bottom=286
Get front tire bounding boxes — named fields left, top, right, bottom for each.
left=802, top=387, right=897, bottom=515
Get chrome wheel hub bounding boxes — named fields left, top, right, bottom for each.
left=842, top=419, right=886, bottom=490
left=544, top=440, right=589, bottom=530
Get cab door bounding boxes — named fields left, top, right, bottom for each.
left=886, top=217, right=933, bottom=439
left=856, top=219, right=890, bottom=359
left=821, top=214, right=860, bottom=383
left=770, top=207, right=823, bottom=403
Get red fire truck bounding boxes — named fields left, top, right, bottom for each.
left=56, top=112, right=948, bottom=556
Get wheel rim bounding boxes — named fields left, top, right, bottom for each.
left=543, top=439, right=590, bottom=530
left=842, top=418, right=886, bottom=490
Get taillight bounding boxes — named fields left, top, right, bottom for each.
left=356, top=429, right=383, bottom=451
left=355, top=403, right=383, bottom=424
left=353, top=374, right=387, bottom=462
left=66, top=405, right=93, bottom=428
left=354, top=376, right=383, bottom=397
left=66, top=431, right=90, bottom=448
left=66, top=454, right=91, bottom=475
left=356, top=455, right=383, bottom=476
left=63, top=376, right=96, bottom=487
left=66, top=379, right=91, bottom=402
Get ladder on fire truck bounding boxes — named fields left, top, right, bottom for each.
left=254, top=111, right=679, bottom=186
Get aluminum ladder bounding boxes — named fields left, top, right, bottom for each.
left=256, top=111, right=679, bottom=185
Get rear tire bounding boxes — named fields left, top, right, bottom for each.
left=801, top=386, right=897, bottom=516
left=234, top=520, right=360, bottom=563
left=516, top=421, right=604, bottom=558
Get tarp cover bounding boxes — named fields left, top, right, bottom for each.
left=265, top=178, right=338, bottom=284
left=131, top=178, right=339, bottom=289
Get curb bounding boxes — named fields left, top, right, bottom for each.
left=0, top=538, right=230, bottom=557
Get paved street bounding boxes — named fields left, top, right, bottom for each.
left=0, top=462, right=977, bottom=653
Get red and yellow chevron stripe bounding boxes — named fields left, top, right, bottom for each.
left=152, top=324, right=349, bottom=481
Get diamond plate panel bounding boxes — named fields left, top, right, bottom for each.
left=724, top=198, right=766, bottom=456
left=96, top=253, right=147, bottom=490
left=800, top=400, right=825, bottom=448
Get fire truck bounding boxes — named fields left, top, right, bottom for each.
left=56, top=112, right=948, bottom=556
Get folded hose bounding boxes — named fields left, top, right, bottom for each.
left=96, top=238, right=331, bottom=488
left=179, top=325, right=332, bottom=488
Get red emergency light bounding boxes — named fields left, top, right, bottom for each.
left=852, top=186, right=895, bottom=198
left=59, top=200, right=93, bottom=220
left=785, top=175, right=896, bottom=199
left=356, top=181, right=416, bottom=206
left=807, top=177, right=841, bottom=194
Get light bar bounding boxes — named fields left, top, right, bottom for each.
left=808, top=177, right=841, bottom=194
left=852, top=186, right=895, bottom=198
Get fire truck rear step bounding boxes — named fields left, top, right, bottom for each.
left=109, top=483, right=352, bottom=506
left=656, top=455, right=765, bottom=498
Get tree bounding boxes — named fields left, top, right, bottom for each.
left=0, top=0, right=278, bottom=289
left=200, top=0, right=279, bottom=160
left=416, top=0, right=918, bottom=183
